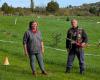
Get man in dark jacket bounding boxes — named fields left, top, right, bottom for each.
left=66, top=19, right=88, bottom=74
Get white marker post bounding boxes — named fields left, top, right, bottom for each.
left=15, top=18, right=17, bottom=25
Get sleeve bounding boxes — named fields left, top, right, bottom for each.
left=66, top=29, right=71, bottom=49
left=82, top=29, right=88, bottom=43
left=23, top=31, right=29, bottom=45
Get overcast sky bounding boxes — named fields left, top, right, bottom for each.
left=0, top=0, right=100, bottom=8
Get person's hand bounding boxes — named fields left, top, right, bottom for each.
left=42, top=50, right=44, bottom=54
left=42, top=48, right=44, bottom=54
left=25, top=52, right=28, bottom=56
left=24, top=50, right=28, bottom=57
left=23, top=44, right=28, bottom=57
left=41, top=42, right=44, bottom=54
left=81, top=43, right=86, bottom=48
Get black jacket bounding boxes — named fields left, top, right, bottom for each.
left=66, top=27, right=88, bottom=49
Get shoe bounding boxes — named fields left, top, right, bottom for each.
left=42, top=71, right=47, bottom=75
left=65, top=69, right=71, bottom=73
left=32, top=71, right=36, bottom=76
left=80, top=71, right=84, bottom=75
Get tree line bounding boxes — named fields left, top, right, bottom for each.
left=0, top=1, right=100, bottom=16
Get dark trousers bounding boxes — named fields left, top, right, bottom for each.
left=29, top=53, right=45, bottom=72
left=66, top=48, right=85, bottom=72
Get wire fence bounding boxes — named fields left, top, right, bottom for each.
left=0, top=39, right=100, bottom=57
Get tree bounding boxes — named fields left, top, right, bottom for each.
left=68, top=5, right=73, bottom=9
left=30, top=0, right=34, bottom=12
left=16, top=7, right=24, bottom=16
left=46, top=0, right=59, bottom=13
left=1, top=2, right=15, bottom=14
left=89, top=7, right=97, bottom=14
left=1, top=3, right=9, bottom=13
left=97, top=8, right=100, bottom=16
left=51, top=32, right=62, bottom=47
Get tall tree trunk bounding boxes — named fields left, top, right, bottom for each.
left=30, top=0, right=34, bottom=12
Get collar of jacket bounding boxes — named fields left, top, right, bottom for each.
left=71, top=26, right=79, bottom=30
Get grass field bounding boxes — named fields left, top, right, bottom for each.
left=0, top=16, right=100, bottom=80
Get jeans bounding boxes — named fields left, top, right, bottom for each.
left=66, top=48, right=85, bottom=72
left=29, top=53, right=45, bottom=72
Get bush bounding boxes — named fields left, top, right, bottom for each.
left=51, top=32, right=62, bottom=47
left=66, top=17, right=70, bottom=21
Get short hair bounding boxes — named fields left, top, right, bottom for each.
left=71, top=19, right=78, bottom=22
left=29, top=21, right=38, bottom=29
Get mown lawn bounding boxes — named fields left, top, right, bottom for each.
left=0, top=16, right=100, bottom=80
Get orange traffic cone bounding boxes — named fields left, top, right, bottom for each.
left=3, top=56, right=10, bottom=65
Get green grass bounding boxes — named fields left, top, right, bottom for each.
left=0, top=16, right=100, bottom=80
